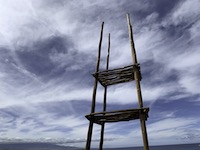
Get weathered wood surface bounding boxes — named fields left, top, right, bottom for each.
left=86, top=22, right=104, bottom=150
left=127, top=14, right=149, bottom=150
left=86, top=108, right=149, bottom=125
left=99, top=33, right=111, bottom=150
left=127, top=14, right=138, bottom=64
left=88, top=107, right=148, bottom=115
left=93, top=64, right=141, bottom=87
left=86, top=14, right=150, bottom=150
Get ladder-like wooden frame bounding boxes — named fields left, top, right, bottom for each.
left=85, top=14, right=150, bottom=150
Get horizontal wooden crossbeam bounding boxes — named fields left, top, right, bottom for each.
left=93, top=64, right=142, bottom=87
left=85, top=108, right=149, bottom=125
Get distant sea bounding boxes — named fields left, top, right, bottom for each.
left=104, top=143, right=200, bottom=150
left=0, top=143, right=199, bottom=150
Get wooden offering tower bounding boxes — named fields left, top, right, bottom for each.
left=85, top=14, right=150, bottom=150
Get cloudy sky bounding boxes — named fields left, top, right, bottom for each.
left=0, top=0, right=200, bottom=148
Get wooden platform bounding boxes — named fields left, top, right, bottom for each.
left=93, top=64, right=142, bottom=87
left=85, top=108, right=149, bottom=125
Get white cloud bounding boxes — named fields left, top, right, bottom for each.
left=171, top=0, right=200, bottom=25
left=102, top=117, right=200, bottom=147
left=0, top=0, right=200, bottom=147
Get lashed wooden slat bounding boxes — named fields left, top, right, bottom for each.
left=85, top=108, right=149, bottom=125
left=93, top=64, right=141, bottom=87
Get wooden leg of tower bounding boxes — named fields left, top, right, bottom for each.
left=99, top=123, right=105, bottom=150
left=99, top=33, right=110, bottom=150
left=86, top=22, right=104, bottom=150
left=86, top=121, right=94, bottom=150
left=140, top=115, right=149, bottom=150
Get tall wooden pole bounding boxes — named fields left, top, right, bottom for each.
left=126, top=14, right=149, bottom=150
left=99, top=33, right=110, bottom=150
left=86, top=22, right=104, bottom=150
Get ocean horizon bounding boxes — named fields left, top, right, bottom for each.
left=0, top=142, right=199, bottom=150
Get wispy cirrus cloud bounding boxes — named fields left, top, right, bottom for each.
left=0, top=0, right=200, bottom=148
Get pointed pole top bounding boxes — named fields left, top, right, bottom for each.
left=126, top=14, right=138, bottom=64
